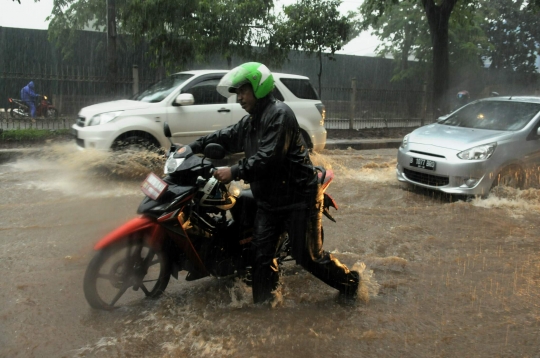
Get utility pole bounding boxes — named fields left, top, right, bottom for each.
left=107, top=0, right=117, bottom=96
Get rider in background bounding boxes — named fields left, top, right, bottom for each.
left=455, top=90, right=470, bottom=110
left=20, top=81, right=40, bottom=119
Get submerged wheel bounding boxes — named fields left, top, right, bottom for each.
left=83, top=235, right=171, bottom=310
left=492, top=165, right=525, bottom=190
left=9, top=107, right=25, bottom=119
left=111, top=135, right=161, bottom=153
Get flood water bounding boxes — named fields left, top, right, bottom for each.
left=1, top=144, right=539, bottom=357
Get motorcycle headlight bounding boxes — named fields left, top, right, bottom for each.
left=457, top=142, right=497, bottom=160
left=88, top=111, right=123, bottom=126
left=227, top=181, right=243, bottom=197
left=164, top=156, right=185, bottom=174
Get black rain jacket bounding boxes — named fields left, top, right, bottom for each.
left=188, top=94, right=318, bottom=210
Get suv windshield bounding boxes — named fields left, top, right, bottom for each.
left=442, top=101, right=540, bottom=131
left=279, top=78, right=320, bottom=100
left=134, top=74, right=194, bottom=102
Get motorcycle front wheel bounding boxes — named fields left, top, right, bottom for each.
left=46, top=108, right=58, bottom=119
left=83, top=235, right=171, bottom=310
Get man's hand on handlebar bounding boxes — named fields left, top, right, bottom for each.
left=212, top=167, right=233, bottom=184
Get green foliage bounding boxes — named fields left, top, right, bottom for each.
left=272, top=0, right=358, bottom=95
left=0, top=129, right=71, bottom=142
left=360, top=0, right=490, bottom=82
left=47, top=0, right=280, bottom=71
left=276, top=0, right=357, bottom=56
left=479, top=0, right=540, bottom=72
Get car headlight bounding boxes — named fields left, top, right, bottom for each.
left=88, top=111, right=123, bottom=126
left=457, top=142, right=497, bottom=160
left=400, top=134, right=409, bottom=148
left=164, top=156, right=185, bottom=174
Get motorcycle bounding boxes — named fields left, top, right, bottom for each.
left=8, top=95, right=58, bottom=119
left=83, top=123, right=338, bottom=310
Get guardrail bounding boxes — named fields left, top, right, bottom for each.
left=0, top=110, right=76, bottom=130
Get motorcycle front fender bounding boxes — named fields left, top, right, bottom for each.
left=94, top=216, right=160, bottom=250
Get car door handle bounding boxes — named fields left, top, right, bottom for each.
left=217, top=108, right=230, bottom=113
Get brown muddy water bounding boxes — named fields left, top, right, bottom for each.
left=1, top=144, right=540, bottom=357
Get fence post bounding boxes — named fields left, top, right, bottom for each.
left=421, top=81, right=427, bottom=126
left=132, top=65, right=139, bottom=96
left=349, top=77, right=357, bottom=130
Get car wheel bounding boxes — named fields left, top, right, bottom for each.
left=112, top=136, right=160, bottom=153
left=492, top=165, right=524, bottom=190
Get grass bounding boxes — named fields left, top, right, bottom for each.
left=0, top=128, right=72, bottom=142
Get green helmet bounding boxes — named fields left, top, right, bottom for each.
left=217, top=62, right=274, bottom=99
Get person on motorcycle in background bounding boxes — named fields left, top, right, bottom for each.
left=188, top=62, right=364, bottom=305
left=20, top=81, right=40, bottom=119
left=455, top=90, right=470, bottom=110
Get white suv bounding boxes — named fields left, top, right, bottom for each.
left=73, top=70, right=327, bottom=151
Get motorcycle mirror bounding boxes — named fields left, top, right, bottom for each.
left=204, top=143, right=226, bottom=160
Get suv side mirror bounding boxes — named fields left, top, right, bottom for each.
left=173, top=93, right=195, bottom=106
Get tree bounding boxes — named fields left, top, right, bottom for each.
left=273, top=0, right=357, bottom=98
left=479, top=0, right=540, bottom=73
left=360, top=0, right=429, bottom=82
left=361, top=0, right=463, bottom=113
left=47, top=0, right=281, bottom=90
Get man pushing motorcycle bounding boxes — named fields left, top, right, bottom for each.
left=188, top=62, right=365, bottom=305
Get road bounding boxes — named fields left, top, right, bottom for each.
left=1, top=143, right=540, bottom=357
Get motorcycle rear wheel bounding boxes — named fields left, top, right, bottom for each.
left=9, top=107, right=26, bottom=119
left=83, top=235, right=171, bottom=310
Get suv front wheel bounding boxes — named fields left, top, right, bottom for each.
left=111, top=132, right=161, bottom=153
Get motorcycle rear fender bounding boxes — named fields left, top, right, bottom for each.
left=94, top=216, right=162, bottom=250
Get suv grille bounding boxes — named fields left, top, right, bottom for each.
left=76, top=116, right=86, bottom=127
left=404, top=168, right=449, bottom=187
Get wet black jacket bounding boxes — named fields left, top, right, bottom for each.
left=188, top=94, right=318, bottom=210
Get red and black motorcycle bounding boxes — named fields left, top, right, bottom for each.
left=83, top=123, right=338, bottom=310
left=8, top=95, right=58, bottom=119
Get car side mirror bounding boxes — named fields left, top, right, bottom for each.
left=537, top=127, right=540, bottom=137
left=173, top=93, right=195, bottom=106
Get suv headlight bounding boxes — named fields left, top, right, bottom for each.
left=88, top=111, right=123, bottom=126
left=457, top=142, right=497, bottom=160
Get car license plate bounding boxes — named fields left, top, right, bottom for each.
left=141, top=173, right=168, bottom=200
left=410, top=157, right=436, bottom=171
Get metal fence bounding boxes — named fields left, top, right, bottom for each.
left=322, top=85, right=432, bottom=129
left=0, top=84, right=432, bottom=131
left=2, top=64, right=159, bottom=116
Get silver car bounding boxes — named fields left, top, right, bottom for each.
left=396, top=96, right=540, bottom=196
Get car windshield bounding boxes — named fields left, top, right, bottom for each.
left=133, top=74, right=194, bottom=102
left=441, top=101, right=540, bottom=131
